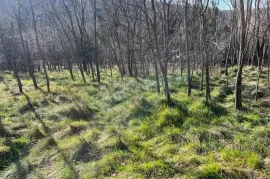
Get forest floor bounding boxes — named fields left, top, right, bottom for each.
left=0, top=66, right=270, bottom=179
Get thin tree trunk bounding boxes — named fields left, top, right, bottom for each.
left=94, top=0, right=100, bottom=84
left=25, top=40, right=38, bottom=89
left=205, top=52, right=211, bottom=102
left=151, top=0, right=170, bottom=102
left=29, top=0, right=50, bottom=93
left=201, top=61, right=204, bottom=91
left=185, top=0, right=191, bottom=96
left=143, top=0, right=160, bottom=93
left=16, top=1, right=38, bottom=89
left=0, top=35, right=23, bottom=93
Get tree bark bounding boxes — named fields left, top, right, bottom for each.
left=235, top=0, right=247, bottom=109
left=143, top=0, right=160, bottom=93
left=29, top=0, right=50, bottom=93
left=185, top=0, right=191, bottom=96
left=151, top=0, right=170, bottom=102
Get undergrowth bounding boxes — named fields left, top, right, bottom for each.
left=0, top=67, right=270, bottom=178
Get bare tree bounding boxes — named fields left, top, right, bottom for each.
left=235, top=0, right=253, bottom=109
left=29, top=0, right=50, bottom=92
left=15, top=0, right=38, bottom=89
left=151, top=0, right=171, bottom=102
left=0, top=25, right=23, bottom=93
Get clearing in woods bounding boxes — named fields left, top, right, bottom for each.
left=0, top=67, right=270, bottom=178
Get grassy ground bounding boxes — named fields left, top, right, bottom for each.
left=0, top=66, right=270, bottom=179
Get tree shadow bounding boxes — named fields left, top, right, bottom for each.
left=190, top=75, right=201, bottom=90
left=22, top=92, right=49, bottom=133
left=54, top=142, right=78, bottom=178
left=36, top=87, right=48, bottom=96
left=60, top=103, right=98, bottom=121
left=0, top=112, right=21, bottom=138
left=207, top=101, right=228, bottom=117
left=125, top=98, right=154, bottom=124
left=71, top=83, right=89, bottom=87
left=2, top=137, right=31, bottom=179
left=212, top=85, right=233, bottom=103
left=1, top=78, right=20, bottom=102
left=70, top=139, right=101, bottom=163
left=0, top=118, right=9, bottom=137
left=163, top=98, right=189, bottom=116
left=14, top=160, right=27, bottom=179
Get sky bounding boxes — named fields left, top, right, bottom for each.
left=218, top=0, right=261, bottom=10
left=218, top=0, right=232, bottom=10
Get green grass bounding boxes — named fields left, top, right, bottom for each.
left=0, top=67, right=270, bottom=178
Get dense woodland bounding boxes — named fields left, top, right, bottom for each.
left=1, top=0, right=270, bottom=178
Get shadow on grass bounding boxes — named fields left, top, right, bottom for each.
left=37, top=87, right=48, bottom=96
left=55, top=144, right=78, bottom=178
left=128, top=98, right=153, bottom=119
left=191, top=75, right=202, bottom=90
left=165, top=99, right=189, bottom=116
left=22, top=93, right=49, bottom=133
left=2, top=138, right=32, bottom=179
left=207, top=102, right=228, bottom=117
left=70, top=139, right=101, bottom=163
left=60, top=103, right=98, bottom=121
left=0, top=118, right=9, bottom=137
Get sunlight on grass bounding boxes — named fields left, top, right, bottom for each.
left=0, top=67, right=270, bottom=178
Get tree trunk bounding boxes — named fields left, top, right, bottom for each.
left=151, top=0, right=170, bottom=102
left=0, top=34, right=23, bottom=93
left=16, top=2, right=38, bottom=89
left=94, top=0, right=100, bottom=84
left=185, top=0, right=191, bottom=96
left=235, top=0, right=249, bottom=109
left=205, top=52, right=211, bottom=103
left=29, top=0, right=50, bottom=93
left=143, top=0, right=160, bottom=93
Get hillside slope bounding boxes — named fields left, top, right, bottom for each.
left=0, top=67, right=270, bottom=178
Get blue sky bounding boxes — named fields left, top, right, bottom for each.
left=217, top=0, right=259, bottom=10
left=218, top=0, right=232, bottom=10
